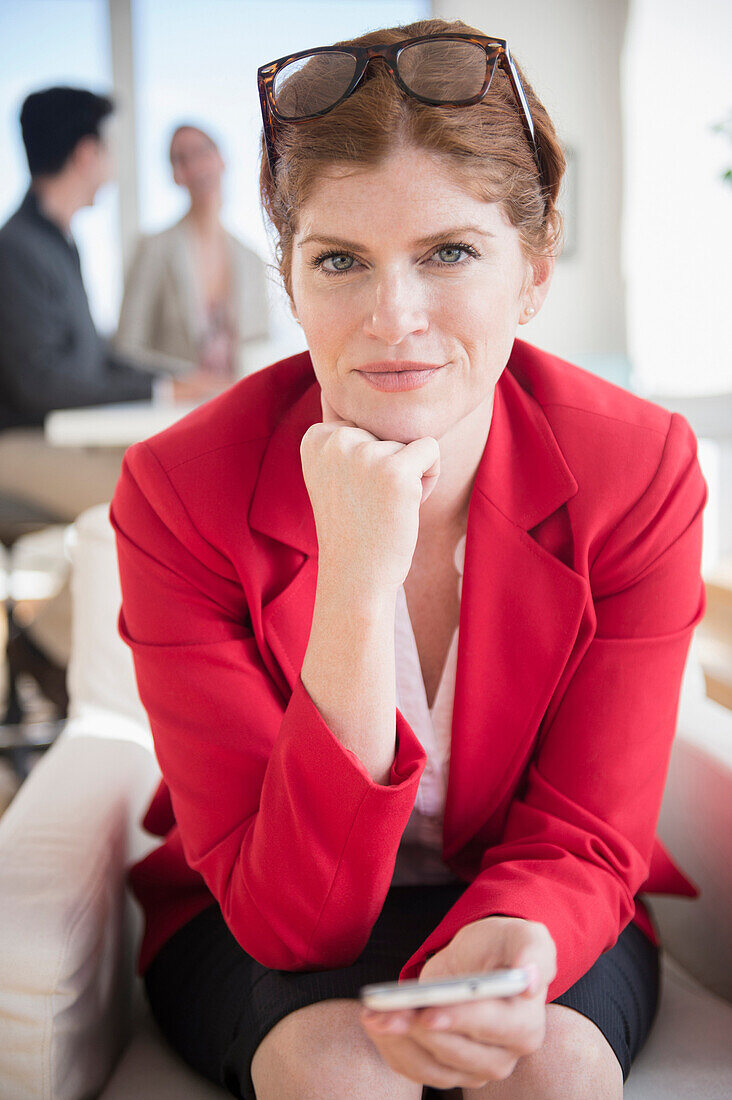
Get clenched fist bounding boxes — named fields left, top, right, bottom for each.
left=299, top=389, right=441, bottom=594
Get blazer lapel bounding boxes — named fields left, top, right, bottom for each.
left=248, top=374, right=320, bottom=695
left=443, top=368, right=587, bottom=859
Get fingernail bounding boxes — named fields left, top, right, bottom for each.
left=424, top=1013, right=451, bottom=1029
left=364, top=1012, right=405, bottom=1031
left=363, top=1012, right=390, bottom=1029
left=385, top=1016, right=409, bottom=1032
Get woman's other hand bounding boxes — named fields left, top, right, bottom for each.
left=299, top=389, right=440, bottom=593
left=360, top=916, right=556, bottom=1090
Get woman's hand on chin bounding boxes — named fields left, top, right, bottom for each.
left=360, top=916, right=555, bottom=1090
left=299, top=387, right=440, bottom=595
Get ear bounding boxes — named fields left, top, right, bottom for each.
left=519, top=253, right=554, bottom=325
left=289, top=296, right=300, bottom=324
left=71, top=135, right=98, bottom=173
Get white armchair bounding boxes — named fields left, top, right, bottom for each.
left=0, top=504, right=730, bottom=1099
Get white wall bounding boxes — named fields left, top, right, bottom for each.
left=621, top=0, right=732, bottom=570
left=622, top=0, right=732, bottom=398
left=434, top=0, right=629, bottom=374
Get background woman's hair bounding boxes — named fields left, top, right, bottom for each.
left=168, top=123, right=220, bottom=162
left=259, top=17, right=566, bottom=300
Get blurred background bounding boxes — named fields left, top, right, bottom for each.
left=0, top=0, right=730, bottom=795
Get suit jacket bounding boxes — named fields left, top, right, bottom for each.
left=111, top=339, right=707, bottom=1003
left=115, top=217, right=270, bottom=378
left=0, top=190, right=154, bottom=431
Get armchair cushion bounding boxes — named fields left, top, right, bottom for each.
left=0, top=730, right=159, bottom=1100
left=623, top=956, right=732, bottom=1098
left=650, top=675, right=732, bottom=1001
left=66, top=503, right=151, bottom=739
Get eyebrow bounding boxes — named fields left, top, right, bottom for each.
left=297, top=225, right=495, bottom=251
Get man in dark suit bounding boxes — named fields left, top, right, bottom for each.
left=0, top=87, right=158, bottom=433
left=0, top=86, right=217, bottom=517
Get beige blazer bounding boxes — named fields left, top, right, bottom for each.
left=115, top=217, right=270, bottom=377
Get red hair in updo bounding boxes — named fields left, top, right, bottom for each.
left=259, top=18, right=566, bottom=299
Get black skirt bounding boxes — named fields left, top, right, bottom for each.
left=143, top=883, right=660, bottom=1099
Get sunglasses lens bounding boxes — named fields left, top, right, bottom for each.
left=397, top=40, right=493, bottom=102
left=273, top=51, right=358, bottom=119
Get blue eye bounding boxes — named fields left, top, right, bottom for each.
left=310, top=251, right=357, bottom=274
left=322, top=254, right=355, bottom=272
left=433, top=243, right=479, bottom=266
left=436, top=246, right=464, bottom=263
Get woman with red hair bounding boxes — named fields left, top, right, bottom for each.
left=112, top=18, right=706, bottom=1099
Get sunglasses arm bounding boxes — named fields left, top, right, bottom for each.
left=257, top=77, right=279, bottom=178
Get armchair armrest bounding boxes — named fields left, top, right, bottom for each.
left=650, top=641, right=732, bottom=1002
left=0, top=723, right=160, bottom=1100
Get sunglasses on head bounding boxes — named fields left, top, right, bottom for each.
left=257, top=33, right=547, bottom=201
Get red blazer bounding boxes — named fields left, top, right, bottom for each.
left=111, top=339, right=707, bottom=1003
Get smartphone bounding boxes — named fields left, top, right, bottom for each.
left=359, top=968, right=530, bottom=1012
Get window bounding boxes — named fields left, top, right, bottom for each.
left=622, top=0, right=732, bottom=397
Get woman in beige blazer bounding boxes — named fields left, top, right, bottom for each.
left=116, top=124, right=270, bottom=380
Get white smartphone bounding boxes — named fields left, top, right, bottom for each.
left=359, top=968, right=530, bottom=1012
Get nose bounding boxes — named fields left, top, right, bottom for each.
left=362, top=269, right=429, bottom=346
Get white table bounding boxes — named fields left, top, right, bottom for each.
left=44, top=400, right=198, bottom=449
left=42, top=338, right=307, bottom=450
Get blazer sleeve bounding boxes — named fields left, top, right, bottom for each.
left=399, top=412, right=708, bottom=1001
left=111, top=441, right=426, bottom=971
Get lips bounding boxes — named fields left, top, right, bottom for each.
left=357, top=360, right=443, bottom=373
left=354, top=363, right=442, bottom=393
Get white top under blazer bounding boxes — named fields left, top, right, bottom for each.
left=391, top=532, right=467, bottom=887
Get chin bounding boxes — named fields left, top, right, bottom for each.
left=355, top=405, right=446, bottom=445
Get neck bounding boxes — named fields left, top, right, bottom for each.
left=417, top=389, right=495, bottom=536
left=31, top=175, right=83, bottom=235
left=186, top=192, right=222, bottom=233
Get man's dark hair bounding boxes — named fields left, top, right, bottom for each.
left=20, top=86, right=114, bottom=177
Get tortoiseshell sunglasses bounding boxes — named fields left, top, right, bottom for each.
left=257, top=33, right=547, bottom=197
